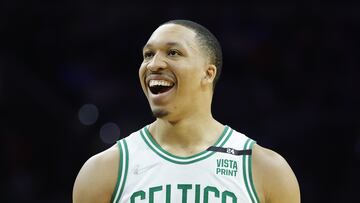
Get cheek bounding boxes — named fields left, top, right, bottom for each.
left=180, top=69, right=203, bottom=86
left=139, top=64, right=147, bottom=91
left=176, top=74, right=201, bottom=96
left=139, top=64, right=146, bottom=80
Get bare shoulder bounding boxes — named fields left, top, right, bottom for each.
left=252, top=144, right=300, bottom=203
left=73, top=144, right=120, bottom=203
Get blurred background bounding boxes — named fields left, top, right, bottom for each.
left=1, top=1, right=360, bottom=202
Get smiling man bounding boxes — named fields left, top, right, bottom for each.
left=73, top=20, right=300, bottom=203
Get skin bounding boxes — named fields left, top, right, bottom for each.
left=73, top=24, right=300, bottom=203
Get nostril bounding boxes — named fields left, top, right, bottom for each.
left=147, top=57, right=166, bottom=71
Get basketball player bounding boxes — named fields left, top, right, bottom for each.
left=73, top=20, right=300, bottom=203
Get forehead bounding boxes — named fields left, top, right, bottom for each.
left=144, top=24, right=198, bottom=49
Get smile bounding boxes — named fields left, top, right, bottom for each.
left=148, top=79, right=175, bottom=94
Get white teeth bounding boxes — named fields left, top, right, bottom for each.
left=149, top=80, right=173, bottom=87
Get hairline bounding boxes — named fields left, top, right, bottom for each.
left=162, top=23, right=212, bottom=61
left=160, top=21, right=221, bottom=91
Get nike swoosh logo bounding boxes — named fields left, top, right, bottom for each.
left=133, top=163, right=160, bottom=175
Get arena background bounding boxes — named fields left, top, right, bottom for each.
left=2, top=1, right=360, bottom=202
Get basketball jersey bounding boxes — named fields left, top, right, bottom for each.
left=111, top=125, right=260, bottom=203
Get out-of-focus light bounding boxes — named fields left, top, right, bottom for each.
left=100, top=122, right=120, bottom=144
left=78, top=104, right=99, bottom=125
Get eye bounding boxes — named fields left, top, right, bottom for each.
left=168, top=49, right=180, bottom=57
left=143, top=51, right=154, bottom=59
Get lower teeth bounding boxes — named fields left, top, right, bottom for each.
left=150, top=85, right=172, bottom=94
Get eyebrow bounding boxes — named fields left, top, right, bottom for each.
left=142, top=42, right=184, bottom=51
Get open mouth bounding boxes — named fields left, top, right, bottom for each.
left=148, top=79, right=175, bottom=95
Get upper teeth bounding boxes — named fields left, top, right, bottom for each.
left=149, top=80, right=173, bottom=87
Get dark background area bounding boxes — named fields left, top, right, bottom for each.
left=1, top=1, right=360, bottom=202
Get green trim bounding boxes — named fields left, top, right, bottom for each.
left=242, top=139, right=254, bottom=203
left=221, top=128, right=232, bottom=148
left=140, top=126, right=232, bottom=164
left=118, top=140, right=129, bottom=201
left=144, top=126, right=229, bottom=159
left=111, top=140, right=123, bottom=203
left=242, top=139, right=260, bottom=203
left=111, top=139, right=129, bottom=203
left=248, top=141, right=260, bottom=203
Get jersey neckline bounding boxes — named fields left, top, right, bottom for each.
left=139, top=125, right=233, bottom=164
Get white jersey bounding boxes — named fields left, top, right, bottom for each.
left=111, top=125, right=260, bottom=203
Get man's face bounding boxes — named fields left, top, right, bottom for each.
left=139, top=24, right=209, bottom=120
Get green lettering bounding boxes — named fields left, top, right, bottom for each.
left=224, top=159, right=228, bottom=167
left=216, top=168, right=221, bottom=174
left=166, top=185, right=171, bottom=203
left=204, top=186, right=220, bottom=203
left=195, top=184, right=200, bottom=203
left=149, top=186, right=162, bottom=203
left=222, top=190, right=237, bottom=203
left=233, top=161, right=238, bottom=170
left=178, top=184, right=192, bottom=203
left=217, top=159, right=221, bottom=167
left=130, top=190, right=145, bottom=203
left=229, top=160, right=234, bottom=168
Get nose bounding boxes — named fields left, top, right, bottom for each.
left=146, top=53, right=167, bottom=72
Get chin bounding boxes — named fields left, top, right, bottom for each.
left=152, top=109, right=169, bottom=118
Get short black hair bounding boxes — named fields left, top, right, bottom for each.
left=162, top=20, right=223, bottom=90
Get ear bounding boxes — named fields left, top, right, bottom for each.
left=201, top=64, right=217, bottom=87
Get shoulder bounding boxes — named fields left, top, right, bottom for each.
left=73, top=143, right=120, bottom=203
left=252, top=144, right=300, bottom=203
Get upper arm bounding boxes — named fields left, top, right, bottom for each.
left=252, top=144, right=300, bottom=203
left=73, top=145, right=119, bottom=203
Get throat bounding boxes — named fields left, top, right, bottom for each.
left=149, top=120, right=223, bottom=151
left=151, top=127, right=204, bottom=149
left=163, top=144, right=206, bottom=157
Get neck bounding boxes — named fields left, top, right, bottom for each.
left=149, top=111, right=224, bottom=149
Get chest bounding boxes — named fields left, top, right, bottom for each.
left=121, top=151, right=246, bottom=203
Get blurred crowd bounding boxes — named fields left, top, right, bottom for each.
left=2, top=2, right=359, bottom=202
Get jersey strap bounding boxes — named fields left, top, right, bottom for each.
left=111, top=139, right=129, bottom=203
left=207, top=146, right=252, bottom=156
left=242, top=138, right=260, bottom=203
